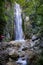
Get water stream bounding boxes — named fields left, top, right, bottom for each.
left=16, top=57, right=27, bottom=65
left=14, top=3, right=24, bottom=40
left=14, top=3, right=27, bottom=65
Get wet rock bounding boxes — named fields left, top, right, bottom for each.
left=18, top=51, right=25, bottom=57
left=30, top=38, right=40, bottom=48
left=39, top=40, right=43, bottom=48
left=6, top=48, right=19, bottom=60
left=6, top=61, right=18, bottom=65
left=0, top=42, right=9, bottom=50
left=32, top=35, right=38, bottom=41
left=0, top=50, right=9, bottom=65
left=22, top=47, right=28, bottom=51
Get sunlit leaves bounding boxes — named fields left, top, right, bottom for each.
left=37, top=5, right=43, bottom=15
left=23, top=0, right=35, bottom=15
left=15, top=0, right=26, bottom=7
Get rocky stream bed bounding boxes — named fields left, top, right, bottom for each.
left=0, top=38, right=43, bottom=65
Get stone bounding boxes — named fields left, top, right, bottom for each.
left=0, top=40, right=37, bottom=65
left=6, top=61, right=18, bottom=65
left=32, top=35, right=37, bottom=41
left=6, top=48, right=19, bottom=60
left=0, top=50, right=9, bottom=65
left=22, top=47, right=28, bottom=51
left=18, top=51, right=25, bottom=57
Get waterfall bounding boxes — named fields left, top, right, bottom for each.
left=14, top=3, right=24, bottom=40
left=14, top=3, right=27, bottom=65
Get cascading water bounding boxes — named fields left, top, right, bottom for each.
left=14, top=3, right=24, bottom=40
left=14, top=3, right=27, bottom=65
left=16, top=57, right=27, bottom=65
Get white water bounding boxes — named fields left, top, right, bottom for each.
left=16, top=57, right=27, bottom=65
left=14, top=3, right=27, bottom=65
left=14, top=3, right=24, bottom=40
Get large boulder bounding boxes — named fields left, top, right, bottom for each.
left=6, top=48, right=19, bottom=60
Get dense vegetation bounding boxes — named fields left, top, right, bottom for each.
left=0, top=0, right=43, bottom=40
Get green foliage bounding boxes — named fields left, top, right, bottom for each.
left=37, top=5, right=43, bottom=15
left=16, top=0, right=26, bottom=7
left=0, top=0, right=43, bottom=40
left=0, top=0, right=14, bottom=41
